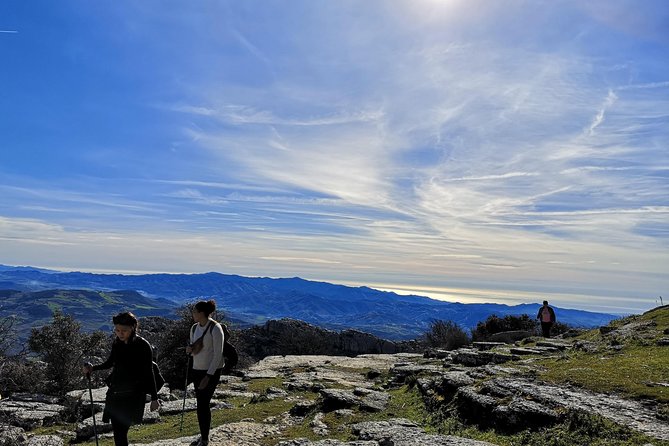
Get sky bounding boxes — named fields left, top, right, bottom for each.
left=1, top=0, right=668, bottom=315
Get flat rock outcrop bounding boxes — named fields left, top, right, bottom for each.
left=4, top=332, right=667, bottom=445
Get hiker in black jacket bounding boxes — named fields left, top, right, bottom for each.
left=537, top=300, right=557, bottom=338
left=83, top=311, right=160, bottom=446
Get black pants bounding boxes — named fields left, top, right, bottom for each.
left=111, top=418, right=131, bottom=446
left=541, top=322, right=553, bottom=338
left=191, top=368, right=222, bottom=441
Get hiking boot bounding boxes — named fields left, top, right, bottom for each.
left=190, top=436, right=209, bottom=446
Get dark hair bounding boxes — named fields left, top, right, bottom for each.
left=543, top=300, right=549, bottom=305
left=194, top=299, right=217, bottom=317
left=113, top=311, right=138, bottom=328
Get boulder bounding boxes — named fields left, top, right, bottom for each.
left=0, top=399, right=67, bottom=430
left=472, top=342, right=506, bottom=351
left=488, top=330, right=534, bottom=343
left=26, top=435, right=65, bottom=446
left=290, top=401, right=318, bottom=417
left=353, top=387, right=389, bottom=412
left=492, top=397, right=560, bottom=431
left=353, top=418, right=497, bottom=445
left=0, top=425, right=27, bottom=446
left=451, top=349, right=516, bottom=367
left=319, top=389, right=360, bottom=412
left=454, top=387, right=498, bottom=425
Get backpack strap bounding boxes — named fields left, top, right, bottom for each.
left=191, top=322, right=212, bottom=343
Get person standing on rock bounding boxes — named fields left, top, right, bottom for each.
left=537, top=300, right=556, bottom=338
left=186, top=300, right=224, bottom=446
left=83, top=311, right=160, bottom=446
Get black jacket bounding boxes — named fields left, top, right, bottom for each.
left=93, top=335, right=158, bottom=401
left=537, top=306, right=556, bottom=323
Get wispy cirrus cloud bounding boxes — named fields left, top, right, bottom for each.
left=1, top=0, right=667, bottom=314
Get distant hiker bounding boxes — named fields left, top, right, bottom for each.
left=83, top=311, right=160, bottom=446
left=537, top=300, right=556, bottom=338
left=186, top=300, right=224, bottom=446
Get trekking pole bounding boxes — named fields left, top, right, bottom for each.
left=86, top=372, right=100, bottom=446
left=179, top=356, right=189, bottom=432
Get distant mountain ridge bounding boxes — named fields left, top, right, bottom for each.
left=0, top=264, right=618, bottom=340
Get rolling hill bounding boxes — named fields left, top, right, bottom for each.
left=0, top=265, right=618, bottom=340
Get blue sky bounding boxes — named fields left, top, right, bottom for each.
left=1, top=0, right=668, bottom=314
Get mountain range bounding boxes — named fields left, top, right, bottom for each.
left=0, top=264, right=618, bottom=341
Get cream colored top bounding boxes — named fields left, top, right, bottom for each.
left=190, top=319, right=224, bottom=375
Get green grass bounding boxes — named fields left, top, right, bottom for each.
left=246, top=376, right=286, bottom=393
left=70, top=395, right=296, bottom=445
left=539, top=346, right=669, bottom=402
left=534, top=306, right=669, bottom=402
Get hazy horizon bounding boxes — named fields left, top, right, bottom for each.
left=1, top=1, right=667, bottom=317
left=0, top=262, right=648, bottom=315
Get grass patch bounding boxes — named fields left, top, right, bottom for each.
left=245, top=377, right=286, bottom=394
left=72, top=395, right=295, bottom=445
left=539, top=346, right=669, bottom=402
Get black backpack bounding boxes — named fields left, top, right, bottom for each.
left=222, top=339, right=238, bottom=374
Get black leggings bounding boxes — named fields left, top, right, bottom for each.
left=541, top=322, right=553, bottom=338
left=191, top=368, right=222, bottom=441
left=111, top=418, right=131, bottom=446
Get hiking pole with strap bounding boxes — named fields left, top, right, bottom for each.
left=179, top=355, right=190, bottom=432
left=86, top=371, right=100, bottom=446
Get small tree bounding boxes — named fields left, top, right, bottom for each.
left=424, top=320, right=470, bottom=350
left=0, top=315, right=18, bottom=358
left=28, top=310, right=108, bottom=394
left=153, top=304, right=197, bottom=390
left=471, top=314, right=537, bottom=341
left=0, top=315, right=33, bottom=397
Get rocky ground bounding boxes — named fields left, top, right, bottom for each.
left=1, top=328, right=668, bottom=446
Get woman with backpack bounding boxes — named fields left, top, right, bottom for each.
left=83, top=311, right=160, bottom=446
left=186, top=300, right=224, bottom=446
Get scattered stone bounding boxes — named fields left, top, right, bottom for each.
left=353, top=387, right=390, bottom=412
left=311, top=412, right=328, bottom=436
left=535, top=340, right=569, bottom=350
left=290, top=401, right=318, bottom=417
left=158, top=398, right=198, bottom=415
left=472, top=342, right=506, bottom=351
left=266, top=387, right=289, bottom=399
left=423, top=348, right=452, bottom=359
left=319, top=389, right=360, bottom=412
left=353, top=418, right=497, bottom=445
left=508, top=347, right=543, bottom=356
left=492, top=397, right=560, bottom=431
left=451, top=349, right=516, bottom=366
left=26, top=435, right=64, bottom=446
left=0, top=425, right=27, bottom=446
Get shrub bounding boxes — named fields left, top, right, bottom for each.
left=423, top=320, right=470, bottom=350
left=151, top=305, right=195, bottom=390
left=28, top=310, right=108, bottom=394
left=471, top=314, right=537, bottom=341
